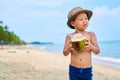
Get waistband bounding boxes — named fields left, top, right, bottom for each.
left=69, top=64, right=92, bottom=73
left=70, top=64, right=92, bottom=70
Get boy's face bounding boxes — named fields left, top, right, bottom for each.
left=71, top=12, right=89, bottom=31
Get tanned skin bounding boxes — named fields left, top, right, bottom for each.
left=63, top=13, right=100, bottom=68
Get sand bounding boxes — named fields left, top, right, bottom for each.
left=0, top=45, right=120, bottom=80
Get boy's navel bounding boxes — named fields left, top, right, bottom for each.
left=80, top=58, right=82, bottom=61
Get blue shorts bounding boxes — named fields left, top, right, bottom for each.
left=69, top=64, right=93, bottom=80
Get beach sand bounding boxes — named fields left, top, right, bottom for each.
left=0, top=45, right=120, bottom=80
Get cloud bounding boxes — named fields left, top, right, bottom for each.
left=93, top=5, right=120, bottom=18
left=91, top=5, right=120, bottom=41
left=0, top=0, right=73, bottom=7
left=94, top=6, right=109, bottom=16
left=91, top=5, right=120, bottom=26
left=0, top=0, right=72, bottom=20
left=0, top=0, right=67, bottom=25
left=0, top=0, right=87, bottom=19
left=111, top=6, right=120, bottom=17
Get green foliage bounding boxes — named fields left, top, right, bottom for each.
left=0, top=23, right=26, bottom=45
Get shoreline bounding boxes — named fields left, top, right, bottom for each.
left=0, top=45, right=120, bottom=80
left=34, top=44, right=120, bottom=69
left=92, top=55, right=120, bottom=69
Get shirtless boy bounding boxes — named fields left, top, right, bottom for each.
left=63, top=7, right=100, bottom=80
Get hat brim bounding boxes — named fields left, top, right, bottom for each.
left=67, top=10, right=92, bottom=29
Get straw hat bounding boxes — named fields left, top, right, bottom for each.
left=67, top=7, right=93, bottom=29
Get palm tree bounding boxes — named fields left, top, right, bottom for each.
left=4, top=25, right=8, bottom=31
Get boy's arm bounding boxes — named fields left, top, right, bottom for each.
left=84, top=32, right=100, bottom=54
left=63, top=34, right=72, bottom=56
left=90, top=32, right=100, bottom=54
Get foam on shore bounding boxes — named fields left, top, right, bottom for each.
left=92, top=55, right=120, bottom=69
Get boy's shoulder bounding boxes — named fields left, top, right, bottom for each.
left=66, top=31, right=96, bottom=37
left=86, top=31, right=97, bottom=38
left=66, top=32, right=75, bottom=36
left=65, top=32, right=75, bottom=39
left=87, top=31, right=95, bottom=35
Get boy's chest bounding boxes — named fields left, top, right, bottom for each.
left=85, top=35, right=91, bottom=41
left=82, top=33, right=91, bottom=41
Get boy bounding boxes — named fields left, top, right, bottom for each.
left=63, top=7, right=100, bottom=80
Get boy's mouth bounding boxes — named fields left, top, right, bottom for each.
left=83, top=24, right=88, bottom=27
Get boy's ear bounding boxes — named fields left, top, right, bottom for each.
left=70, top=21, right=75, bottom=27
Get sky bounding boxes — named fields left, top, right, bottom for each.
left=0, top=0, right=120, bottom=43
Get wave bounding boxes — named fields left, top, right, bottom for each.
left=39, top=46, right=46, bottom=50
left=92, top=55, right=120, bottom=69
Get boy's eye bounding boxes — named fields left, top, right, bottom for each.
left=85, top=17, right=88, bottom=20
left=79, top=19, right=83, bottom=21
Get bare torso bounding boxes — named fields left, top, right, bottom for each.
left=63, top=31, right=100, bottom=68
left=70, top=50, right=92, bottom=68
left=69, top=31, right=92, bottom=68
left=66, top=32, right=92, bottom=68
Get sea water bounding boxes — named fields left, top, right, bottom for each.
left=98, top=41, right=120, bottom=58
left=93, top=41, right=120, bottom=69
left=32, top=41, right=120, bottom=69
left=32, top=41, right=120, bottom=58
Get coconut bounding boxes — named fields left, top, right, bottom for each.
left=71, top=33, right=87, bottom=50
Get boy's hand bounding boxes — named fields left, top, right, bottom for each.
left=84, top=40, right=93, bottom=50
left=69, top=42, right=75, bottom=51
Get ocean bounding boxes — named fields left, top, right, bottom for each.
left=32, top=41, right=120, bottom=69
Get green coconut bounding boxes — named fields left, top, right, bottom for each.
left=71, top=33, right=87, bottom=51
